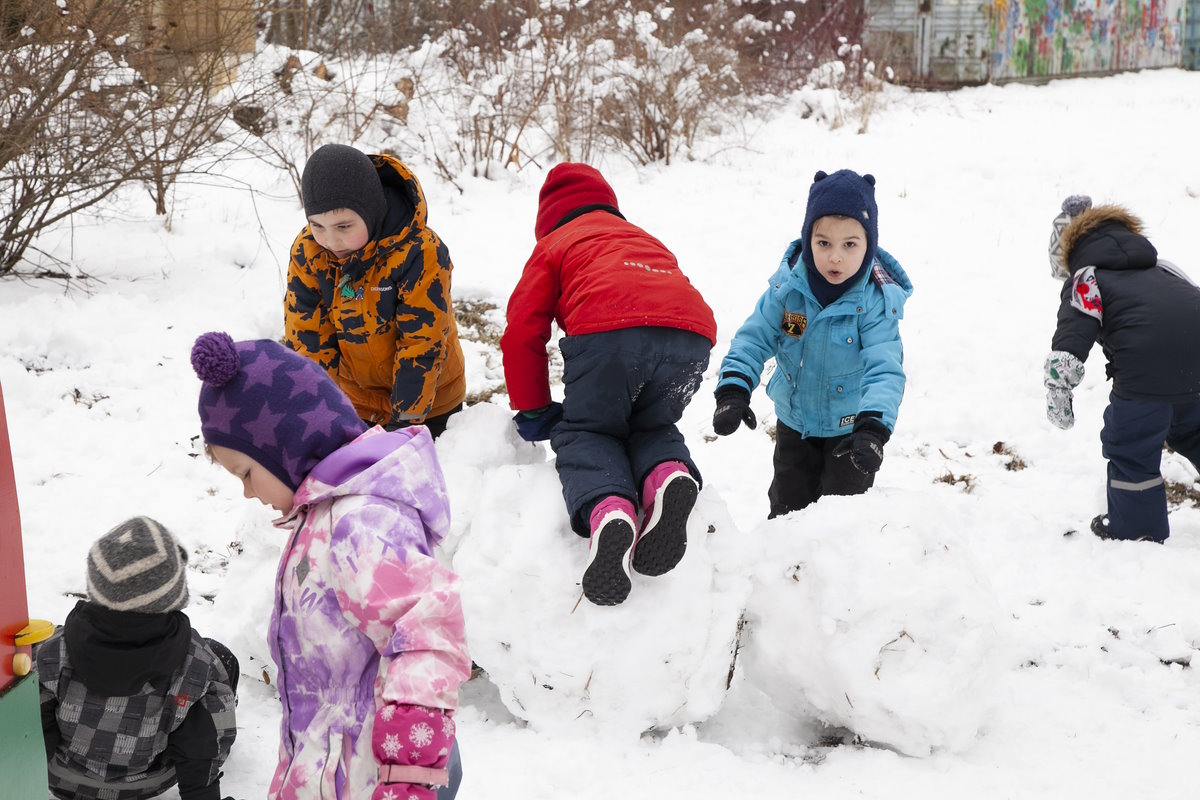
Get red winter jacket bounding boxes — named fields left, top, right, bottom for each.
left=501, top=209, right=717, bottom=410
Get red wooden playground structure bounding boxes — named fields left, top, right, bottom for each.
left=0, top=381, right=51, bottom=796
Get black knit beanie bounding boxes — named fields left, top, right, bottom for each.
left=301, top=144, right=388, bottom=239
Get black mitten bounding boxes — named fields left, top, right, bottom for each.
left=832, top=415, right=890, bottom=475
left=712, top=385, right=757, bottom=436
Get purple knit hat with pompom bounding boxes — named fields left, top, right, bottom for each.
left=192, top=332, right=366, bottom=491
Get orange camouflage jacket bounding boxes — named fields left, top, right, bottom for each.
left=284, top=154, right=465, bottom=426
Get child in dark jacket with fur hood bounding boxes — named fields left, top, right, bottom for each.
left=1044, top=195, right=1200, bottom=542
left=284, top=144, right=466, bottom=437
left=34, top=516, right=240, bottom=800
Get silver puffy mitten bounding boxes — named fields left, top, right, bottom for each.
left=1043, top=350, right=1085, bottom=430
left=1045, top=387, right=1075, bottom=430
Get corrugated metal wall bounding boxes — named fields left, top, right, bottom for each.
left=864, top=0, right=921, bottom=79
left=925, top=0, right=991, bottom=82
left=865, top=0, right=989, bottom=82
left=866, top=0, right=1189, bottom=83
left=1183, top=0, right=1200, bottom=67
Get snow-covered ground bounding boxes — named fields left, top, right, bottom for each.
left=5, top=68, right=1200, bottom=798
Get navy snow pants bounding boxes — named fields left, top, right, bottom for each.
left=1100, top=391, right=1200, bottom=542
left=550, top=327, right=711, bottom=536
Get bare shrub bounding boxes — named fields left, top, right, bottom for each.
left=593, top=8, right=741, bottom=166
left=247, top=0, right=880, bottom=174
left=410, top=2, right=744, bottom=171
left=261, top=0, right=328, bottom=52
left=717, top=0, right=870, bottom=94
left=0, top=1, right=146, bottom=275
left=120, top=5, right=261, bottom=221
left=236, top=49, right=419, bottom=201
left=430, top=25, right=553, bottom=177
left=0, top=0, right=261, bottom=273
left=261, top=0, right=485, bottom=57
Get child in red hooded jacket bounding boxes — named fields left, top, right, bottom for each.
left=500, top=163, right=717, bottom=606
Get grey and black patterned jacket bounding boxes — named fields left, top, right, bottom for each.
left=34, top=601, right=237, bottom=800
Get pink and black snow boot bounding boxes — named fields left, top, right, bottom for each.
left=632, top=461, right=698, bottom=576
left=581, top=496, right=637, bottom=605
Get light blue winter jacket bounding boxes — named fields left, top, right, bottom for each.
left=717, top=240, right=913, bottom=438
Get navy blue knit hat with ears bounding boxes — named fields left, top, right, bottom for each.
left=800, top=169, right=879, bottom=274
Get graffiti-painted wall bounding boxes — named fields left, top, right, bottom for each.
left=990, top=0, right=1184, bottom=79
left=865, top=0, right=1188, bottom=83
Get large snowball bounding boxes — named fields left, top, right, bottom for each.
left=441, top=405, right=749, bottom=735
left=737, top=488, right=1010, bottom=756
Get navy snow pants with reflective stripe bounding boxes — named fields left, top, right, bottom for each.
left=1100, top=391, right=1200, bottom=542
left=550, top=327, right=711, bottom=536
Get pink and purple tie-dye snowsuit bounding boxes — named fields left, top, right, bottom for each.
left=266, top=426, right=470, bottom=800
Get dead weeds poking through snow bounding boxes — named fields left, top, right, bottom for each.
left=992, top=441, right=1028, bottom=471
left=935, top=470, right=977, bottom=493
left=1165, top=480, right=1200, bottom=509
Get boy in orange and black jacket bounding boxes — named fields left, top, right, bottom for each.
left=284, top=144, right=465, bottom=437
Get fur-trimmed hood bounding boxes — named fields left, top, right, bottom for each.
left=1059, top=204, right=1155, bottom=274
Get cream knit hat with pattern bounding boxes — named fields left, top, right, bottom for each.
left=86, top=516, right=189, bottom=613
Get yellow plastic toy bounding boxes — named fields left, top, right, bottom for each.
left=15, top=619, right=53, bottom=647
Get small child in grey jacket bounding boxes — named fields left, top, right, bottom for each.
left=34, top=517, right=239, bottom=800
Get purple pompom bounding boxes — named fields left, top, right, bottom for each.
left=1061, top=195, right=1092, bottom=217
left=191, top=331, right=239, bottom=387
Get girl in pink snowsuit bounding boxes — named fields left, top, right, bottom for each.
left=191, top=331, right=471, bottom=800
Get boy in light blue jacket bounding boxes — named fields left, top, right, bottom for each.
left=712, top=169, right=913, bottom=517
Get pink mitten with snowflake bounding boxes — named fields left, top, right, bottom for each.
left=370, top=703, right=455, bottom=800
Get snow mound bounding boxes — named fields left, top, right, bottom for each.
left=435, top=402, right=548, bottom=559
left=737, top=488, right=1010, bottom=756
left=441, top=406, right=750, bottom=735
